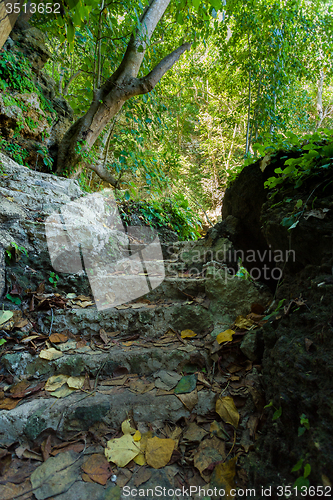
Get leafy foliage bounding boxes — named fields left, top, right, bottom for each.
left=117, top=195, right=202, bottom=240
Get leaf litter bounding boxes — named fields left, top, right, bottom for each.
left=0, top=299, right=269, bottom=497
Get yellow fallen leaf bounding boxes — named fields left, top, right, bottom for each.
left=67, top=376, right=85, bottom=390
left=133, top=430, right=141, bottom=442
left=234, top=316, right=254, bottom=330
left=45, top=374, right=69, bottom=392
left=216, top=329, right=235, bottom=344
left=39, top=348, right=63, bottom=360
left=121, top=419, right=136, bottom=435
left=210, top=457, right=237, bottom=498
left=216, top=396, right=240, bottom=428
left=139, top=431, right=153, bottom=453
left=181, top=329, right=197, bottom=339
left=105, top=434, right=140, bottom=467
left=133, top=452, right=146, bottom=466
left=146, top=437, right=175, bottom=469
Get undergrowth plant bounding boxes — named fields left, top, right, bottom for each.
left=117, top=195, right=202, bottom=240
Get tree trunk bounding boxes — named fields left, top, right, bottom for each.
left=55, top=0, right=191, bottom=179
left=0, top=0, right=24, bottom=49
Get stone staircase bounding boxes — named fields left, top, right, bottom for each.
left=0, top=154, right=272, bottom=499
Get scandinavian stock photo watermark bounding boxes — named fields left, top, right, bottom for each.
left=45, top=188, right=295, bottom=310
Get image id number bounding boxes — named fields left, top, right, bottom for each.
left=5, top=3, right=60, bottom=14
left=277, top=485, right=332, bottom=496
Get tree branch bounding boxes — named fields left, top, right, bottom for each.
left=87, top=162, right=118, bottom=187
left=127, top=42, right=191, bottom=96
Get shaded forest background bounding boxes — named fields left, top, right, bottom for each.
left=1, top=0, right=333, bottom=231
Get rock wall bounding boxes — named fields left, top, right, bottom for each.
left=0, top=24, right=73, bottom=170
left=221, top=154, right=333, bottom=487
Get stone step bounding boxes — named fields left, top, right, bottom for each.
left=43, top=299, right=214, bottom=338
left=0, top=383, right=216, bottom=446
left=2, top=342, right=210, bottom=381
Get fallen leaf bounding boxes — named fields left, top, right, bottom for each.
left=50, top=385, right=74, bottom=398
left=39, top=348, right=63, bottom=360
left=0, top=311, right=13, bottom=326
left=67, top=376, right=85, bottom=390
left=216, top=329, right=235, bottom=344
left=210, top=457, right=237, bottom=498
left=240, top=429, right=253, bottom=452
left=129, top=379, right=155, bottom=394
left=102, top=375, right=128, bottom=386
left=45, top=374, right=69, bottom=392
left=145, top=437, right=175, bottom=469
left=10, top=380, right=30, bottom=396
left=209, top=420, right=229, bottom=440
left=14, top=318, right=29, bottom=329
left=193, top=436, right=226, bottom=476
left=0, top=398, right=21, bottom=410
left=41, top=436, right=52, bottom=462
left=99, top=329, right=109, bottom=344
left=303, top=208, right=329, bottom=220
left=174, top=374, right=197, bottom=394
left=183, top=422, right=208, bottom=442
left=49, top=333, right=68, bottom=343
left=116, top=468, right=132, bottom=487
left=234, top=316, right=254, bottom=330
left=30, top=450, right=83, bottom=499
left=81, top=454, right=112, bottom=485
left=22, top=449, right=43, bottom=461
left=216, top=396, right=240, bottom=428
left=133, top=452, right=146, bottom=465
left=181, top=329, right=197, bottom=338
left=305, top=338, right=313, bottom=352
left=133, top=430, right=141, bottom=442
left=105, top=434, right=140, bottom=467
left=176, top=388, right=198, bottom=411
left=121, top=419, right=136, bottom=435
left=134, top=468, right=152, bottom=487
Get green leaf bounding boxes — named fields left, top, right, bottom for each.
left=272, top=406, right=282, bottom=420
left=295, top=199, right=303, bottom=209
left=174, top=374, right=197, bottom=394
left=0, top=338, right=7, bottom=346
left=291, top=459, right=304, bottom=472
left=298, top=426, right=306, bottom=437
left=192, top=0, right=200, bottom=10
left=0, top=310, right=13, bottom=325
left=304, top=463, right=311, bottom=478
left=293, top=476, right=309, bottom=489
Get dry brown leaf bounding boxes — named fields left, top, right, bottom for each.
left=0, top=398, right=21, bottom=410
left=145, top=437, right=175, bottom=469
left=193, top=436, right=226, bottom=476
left=216, top=396, right=240, bottom=428
left=183, top=422, right=208, bottom=442
left=41, top=436, right=52, bottom=462
left=99, top=329, right=109, bottom=344
left=176, top=388, right=198, bottom=411
left=81, top=454, right=112, bottom=485
left=134, top=468, right=152, bottom=487
left=49, top=333, right=68, bottom=343
left=129, top=379, right=155, bottom=394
